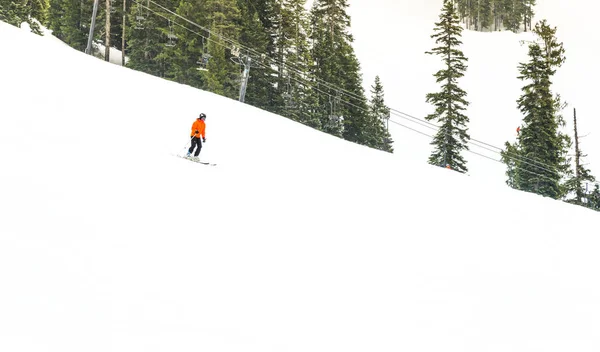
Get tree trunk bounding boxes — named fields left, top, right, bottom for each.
left=122, top=0, right=126, bottom=66
left=105, top=0, right=111, bottom=61
left=573, top=108, right=583, bottom=204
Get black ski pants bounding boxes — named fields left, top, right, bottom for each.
left=188, top=137, right=203, bottom=156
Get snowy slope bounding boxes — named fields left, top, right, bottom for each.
left=1, top=17, right=600, bottom=352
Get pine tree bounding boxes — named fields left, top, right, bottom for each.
left=367, top=76, right=393, bottom=152
left=0, top=0, right=47, bottom=34
left=502, top=20, right=569, bottom=199
left=564, top=108, right=596, bottom=206
left=455, top=0, right=535, bottom=32
left=523, top=0, right=536, bottom=32
left=205, top=24, right=234, bottom=96
left=492, top=0, right=501, bottom=31
left=0, top=0, right=29, bottom=28
left=235, top=0, right=282, bottom=112
left=425, top=0, right=470, bottom=173
left=501, top=0, right=518, bottom=32
left=310, top=0, right=369, bottom=141
left=166, top=0, right=211, bottom=88
left=456, top=0, right=467, bottom=23
left=501, top=140, right=520, bottom=188
left=237, top=2, right=277, bottom=112
left=310, top=0, right=340, bottom=136
left=28, top=0, right=49, bottom=30
left=589, top=184, right=600, bottom=211
left=466, top=0, right=477, bottom=30
left=478, top=0, right=493, bottom=31
left=275, top=0, right=320, bottom=128
left=125, top=0, right=175, bottom=78
left=202, top=0, right=241, bottom=99
left=47, top=0, right=100, bottom=51
left=97, top=0, right=125, bottom=56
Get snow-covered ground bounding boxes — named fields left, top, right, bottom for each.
left=1, top=3, right=599, bottom=351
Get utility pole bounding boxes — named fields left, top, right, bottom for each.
left=238, top=56, right=252, bottom=103
left=85, top=0, right=100, bottom=55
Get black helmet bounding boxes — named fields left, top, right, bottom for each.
left=199, top=113, right=206, bottom=120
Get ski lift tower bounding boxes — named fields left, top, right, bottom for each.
left=230, top=46, right=252, bottom=103
left=238, top=55, right=252, bottom=103
left=85, top=0, right=100, bottom=55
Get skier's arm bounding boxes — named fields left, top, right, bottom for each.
left=191, top=121, right=200, bottom=137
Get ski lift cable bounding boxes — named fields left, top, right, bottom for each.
left=144, top=0, right=372, bottom=102
left=135, top=0, right=251, bottom=63
left=278, top=63, right=560, bottom=175
left=132, top=0, right=589, bottom=184
left=135, top=3, right=345, bottom=116
left=251, top=54, right=566, bottom=177
left=387, top=107, right=558, bottom=172
left=145, top=0, right=246, bottom=52
left=131, top=1, right=228, bottom=53
left=465, top=149, right=563, bottom=184
left=278, top=63, right=557, bottom=174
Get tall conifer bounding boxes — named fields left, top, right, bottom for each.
left=425, top=0, right=470, bottom=173
left=310, top=0, right=368, bottom=141
left=368, top=76, right=393, bottom=152
left=501, top=20, right=570, bottom=199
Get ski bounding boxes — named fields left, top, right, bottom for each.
left=176, top=155, right=217, bottom=166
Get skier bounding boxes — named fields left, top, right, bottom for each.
left=187, top=113, right=206, bottom=159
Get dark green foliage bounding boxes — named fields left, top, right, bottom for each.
left=165, top=0, right=211, bottom=87
left=589, top=184, right=600, bottom=211
left=1, top=0, right=46, bottom=34
left=272, top=0, right=319, bottom=128
left=0, top=0, right=29, bottom=27
left=500, top=141, right=519, bottom=189
left=47, top=0, right=97, bottom=51
left=478, top=0, right=493, bottom=30
left=502, top=20, right=570, bottom=199
left=28, top=0, right=49, bottom=27
left=564, top=109, right=596, bottom=206
left=125, top=0, right=176, bottom=78
left=523, top=0, right=535, bottom=31
left=455, top=0, right=536, bottom=32
left=201, top=0, right=241, bottom=98
left=501, top=0, right=519, bottom=32
left=425, top=0, right=470, bottom=173
left=204, top=25, right=236, bottom=97
left=367, top=76, right=393, bottom=153
left=565, top=167, right=596, bottom=206
left=237, top=3, right=277, bottom=112
left=310, top=0, right=369, bottom=141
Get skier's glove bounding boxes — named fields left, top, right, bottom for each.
left=195, top=130, right=199, bottom=134
left=202, top=137, right=206, bottom=143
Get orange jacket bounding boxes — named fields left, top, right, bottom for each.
left=191, top=119, right=206, bottom=138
